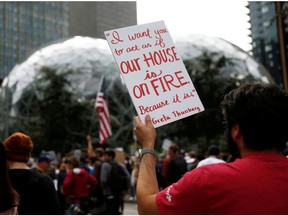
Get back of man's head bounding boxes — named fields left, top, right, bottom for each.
left=95, top=147, right=104, bottom=158
left=221, top=83, right=288, bottom=152
left=3, top=132, right=33, bottom=163
left=208, top=145, right=220, bottom=156
left=169, top=143, right=179, bottom=154
left=38, top=154, right=52, bottom=164
left=104, top=149, right=116, bottom=159
left=67, top=157, right=80, bottom=168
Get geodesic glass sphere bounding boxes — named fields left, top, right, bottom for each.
left=174, top=34, right=273, bottom=83
left=0, top=35, right=274, bottom=146
left=1, top=36, right=119, bottom=107
left=1, top=35, right=273, bottom=108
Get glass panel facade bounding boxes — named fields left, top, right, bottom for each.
left=0, top=2, right=69, bottom=81
left=248, top=2, right=288, bottom=88
left=0, top=2, right=136, bottom=83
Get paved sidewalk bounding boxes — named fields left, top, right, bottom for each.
left=123, top=201, right=138, bottom=215
left=123, top=196, right=138, bottom=215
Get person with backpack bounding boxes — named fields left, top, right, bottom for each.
left=100, top=149, right=130, bottom=215
left=86, top=134, right=106, bottom=214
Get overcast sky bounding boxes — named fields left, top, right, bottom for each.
left=136, top=0, right=252, bottom=52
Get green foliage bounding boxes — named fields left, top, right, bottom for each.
left=15, top=67, right=94, bottom=155
left=12, top=66, right=136, bottom=155
left=88, top=76, right=136, bottom=151
left=105, top=78, right=136, bottom=150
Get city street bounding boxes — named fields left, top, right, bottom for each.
left=123, top=201, right=138, bottom=215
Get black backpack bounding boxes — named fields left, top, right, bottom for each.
left=167, top=156, right=187, bottom=183
left=107, top=161, right=129, bottom=197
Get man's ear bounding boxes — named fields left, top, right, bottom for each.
left=231, top=124, right=241, bottom=140
left=231, top=124, right=244, bottom=148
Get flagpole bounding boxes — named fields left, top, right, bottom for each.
left=87, top=76, right=104, bottom=139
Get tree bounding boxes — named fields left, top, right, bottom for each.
left=12, top=66, right=136, bottom=155
left=105, top=78, right=136, bottom=150
left=88, top=76, right=136, bottom=151
left=15, top=67, right=94, bottom=155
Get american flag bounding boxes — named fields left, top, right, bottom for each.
left=95, top=76, right=112, bottom=144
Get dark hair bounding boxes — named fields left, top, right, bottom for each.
left=208, top=145, right=220, bottom=156
left=70, top=157, right=80, bottom=168
left=221, top=83, right=288, bottom=152
left=104, top=149, right=116, bottom=159
left=0, top=142, right=19, bottom=212
left=80, top=156, right=87, bottom=164
left=169, top=143, right=179, bottom=153
left=95, top=147, right=104, bottom=157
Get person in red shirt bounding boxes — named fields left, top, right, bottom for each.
left=63, top=157, right=97, bottom=214
left=134, top=83, right=288, bottom=214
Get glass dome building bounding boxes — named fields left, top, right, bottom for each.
left=0, top=35, right=274, bottom=145
left=174, top=34, right=273, bottom=83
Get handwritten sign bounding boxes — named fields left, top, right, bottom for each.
left=105, top=21, right=204, bottom=128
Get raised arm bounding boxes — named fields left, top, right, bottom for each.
left=134, top=115, right=160, bottom=214
left=86, top=134, right=95, bottom=158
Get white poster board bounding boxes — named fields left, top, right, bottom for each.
left=105, top=21, right=204, bottom=128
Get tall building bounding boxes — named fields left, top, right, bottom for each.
left=0, top=1, right=137, bottom=83
left=0, top=2, right=69, bottom=82
left=247, top=2, right=288, bottom=90
left=69, top=2, right=137, bottom=38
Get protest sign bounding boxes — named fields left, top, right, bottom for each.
left=105, top=20, right=204, bottom=128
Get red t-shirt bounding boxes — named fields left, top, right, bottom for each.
left=156, top=152, right=288, bottom=214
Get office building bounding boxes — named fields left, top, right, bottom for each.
left=247, top=2, right=288, bottom=90
left=69, top=2, right=137, bottom=38
left=0, top=1, right=137, bottom=83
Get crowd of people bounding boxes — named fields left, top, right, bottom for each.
left=1, top=83, right=288, bottom=215
left=0, top=128, right=233, bottom=215
left=0, top=131, right=136, bottom=215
